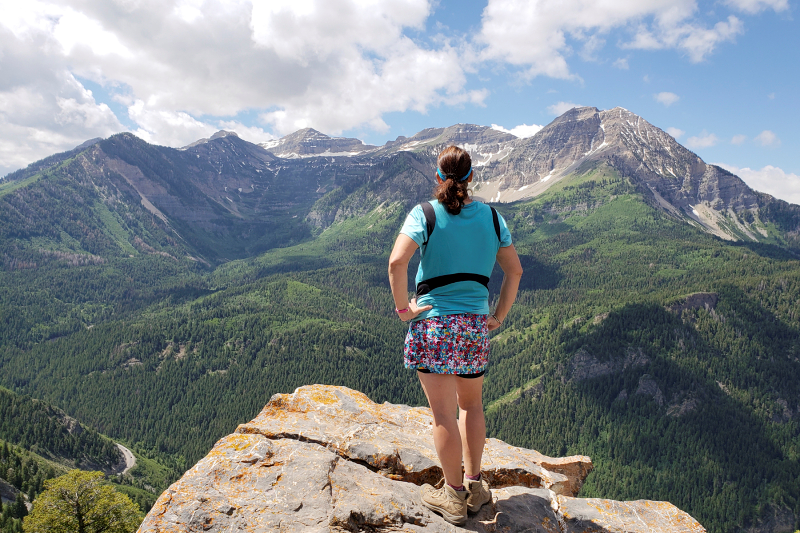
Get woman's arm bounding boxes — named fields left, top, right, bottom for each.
left=388, top=234, right=433, bottom=322
left=488, top=244, right=523, bottom=331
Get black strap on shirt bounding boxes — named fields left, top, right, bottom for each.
left=421, top=201, right=437, bottom=246
left=416, top=201, right=501, bottom=297
left=420, top=201, right=501, bottom=246
left=416, top=273, right=490, bottom=297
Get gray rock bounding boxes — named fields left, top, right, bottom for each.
left=138, top=385, right=704, bottom=533
left=635, top=374, right=665, bottom=406
left=558, top=496, right=706, bottom=533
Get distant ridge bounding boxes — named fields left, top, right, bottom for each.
left=259, top=127, right=376, bottom=158
left=2, top=106, right=799, bottom=258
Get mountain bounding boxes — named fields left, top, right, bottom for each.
left=259, top=127, right=377, bottom=157
left=1, top=107, right=799, bottom=533
left=3, top=106, right=797, bottom=263
left=467, top=107, right=795, bottom=246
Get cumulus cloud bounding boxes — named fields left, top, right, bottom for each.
left=717, top=163, right=800, bottom=205
left=626, top=15, right=743, bottom=63
left=686, top=131, right=719, bottom=149
left=547, top=101, right=582, bottom=115
left=478, top=0, right=748, bottom=79
left=612, top=58, right=630, bottom=69
left=755, top=130, right=780, bottom=146
left=491, top=123, right=544, bottom=138
left=216, top=122, right=276, bottom=145
left=723, top=0, right=789, bottom=14
left=654, top=92, right=680, bottom=106
left=666, top=127, right=685, bottom=139
left=731, top=134, right=747, bottom=145
left=0, top=59, right=123, bottom=174
left=0, top=0, right=485, bottom=172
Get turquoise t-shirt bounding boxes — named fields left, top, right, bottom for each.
left=400, top=200, right=512, bottom=321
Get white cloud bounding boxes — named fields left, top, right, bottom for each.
left=626, top=15, right=743, bottom=63
left=666, top=127, right=685, bottom=139
left=491, top=123, right=544, bottom=138
left=478, top=0, right=747, bottom=79
left=717, top=163, right=800, bottom=205
left=0, top=0, right=484, bottom=172
left=0, top=70, right=123, bottom=176
left=686, top=131, right=719, bottom=149
left=217, top=121, right=276, bottom=145
left=731, top=134, right=747, bottom=145
left=654, top=92, right=680, bottom=106
left=547, top=101, right=582, bottom=115
left=127, top=100, right=217, bottom=147
left=755, top=130, right=780, bottom=146
left=612, top=58, right=629, bottom=69
left=723, top=0, right=788, bottom=14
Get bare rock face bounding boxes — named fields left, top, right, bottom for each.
left=138, top=385, right=705, bottom=532
left=566, top=347, right=649, bottom=382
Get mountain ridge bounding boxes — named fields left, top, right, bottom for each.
left=3, top=106, right=798, bottom=253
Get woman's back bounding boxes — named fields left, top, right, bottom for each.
left=401, top=199, right=512, bottom=320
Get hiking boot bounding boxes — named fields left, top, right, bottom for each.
left=464, top=474, right=491, bottom=513
left=421, top=482, right=468, bottom=526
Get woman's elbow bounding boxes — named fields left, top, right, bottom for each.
left=388, top=257, right=407, bottom=273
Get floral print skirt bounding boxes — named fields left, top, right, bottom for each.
left=404, top=313, right=489, bottom=374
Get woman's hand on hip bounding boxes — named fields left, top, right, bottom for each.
left=488, top=315, right=502, bottom=331
left=399, top=298, right=432, bottom=322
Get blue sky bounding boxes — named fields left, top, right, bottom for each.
left=1, top=0, right=798, bottom=202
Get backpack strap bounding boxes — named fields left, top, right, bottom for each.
left=490, top=206, right=501, bottom=242
left=421, top=201, right=436, bottom=246
left=416, top=273, right=490, bottom=297
left=414, top=204, right=502, bottom=297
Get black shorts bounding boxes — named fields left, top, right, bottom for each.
left=416, top=368, right=485, bottom=379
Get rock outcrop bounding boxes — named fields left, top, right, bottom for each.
left=138, top=385, right=705, bottom=532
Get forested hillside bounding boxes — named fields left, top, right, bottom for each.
left=0, top=387, right=120, bottom=469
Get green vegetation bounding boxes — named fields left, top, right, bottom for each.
left=0, top=388, right=120, bottom=469
left=1, top=441, right=67, bottom=533
left=22, top=471, right=142, bottom=533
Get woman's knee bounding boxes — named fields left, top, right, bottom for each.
left=457, top=399, right=484, bottom=414
left=429, top=405, right=459, bottom=425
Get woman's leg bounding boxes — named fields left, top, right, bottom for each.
left=456, top=375, right=485, bottom=477
left=417, top=372, right=463, bottom=486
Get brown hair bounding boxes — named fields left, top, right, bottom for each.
left=434, top=145, right=472, bottom=215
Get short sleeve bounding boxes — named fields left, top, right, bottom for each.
left=399, top=204, right=427, bottom=247
left=497, top=211, right=513, bottom=247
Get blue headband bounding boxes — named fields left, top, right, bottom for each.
left=437, top=167, right=473, bottom=181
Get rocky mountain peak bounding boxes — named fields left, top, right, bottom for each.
left=377, top=124, right=518, bottom=169
left=139, top=384, right=705, bottom=532
left=209, top=130, right=239, bottom=140
left=468, top=105, right=774, bottom=243
left=260, top=127, right=376, bottom=158
left=181, top=130, right=241, bottom=149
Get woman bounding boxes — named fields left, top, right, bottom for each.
left=388, top=145, right=523, bottom=525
